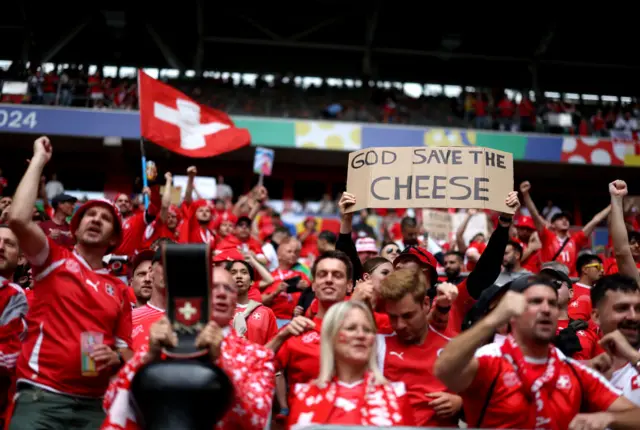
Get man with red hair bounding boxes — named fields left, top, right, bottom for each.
left=6, top=136, right=133, bottom=429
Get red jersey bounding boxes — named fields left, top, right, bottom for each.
left=114, top=211, right=148, bottom=256
left=142, top=215, right=178, bottom=248
left=215, top=234, right=264, bottom=259
left=568, top=282, right=592, bottom=321
left=445, top=278, right=476, bottom=336
left=264, top=269, right=310, bottom=320
left=556, top=319, right=600, bottom=360
left=378, top=326, right=456, bottom=427
left=604, top=257, right=640, bottom=275
left=462, top=343, right=620, bottom=429
left=131, top=303, right=164, bottom=351
left=17, top=238, right=132, bottom=397
left=539, top=227, right=588, bottom=276
left=276, top=317, right=323, bottom=397
left=233, top=303, right=278, bottom=345
left=521, top=248, right=541, bottom=273
left=38, top=219, right=75, bottom=250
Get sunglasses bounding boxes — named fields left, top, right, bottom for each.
left=583, top=263, right=603, bottom=270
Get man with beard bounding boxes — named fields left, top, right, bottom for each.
left=494, top=240, right=531, bottom=286
left=0, top=226, right=28, bottom=427
left=131, top=250, right=166, bottom=351
left=38, top=193, right=76, bottom=249
left=142, top=172, right=181, bottom=247
left=588, top=274, right=640, bottom=405
left=442, top=251, right=465, bottom=285
left=102, top=267, right=275, bottom=430
left=435, top=275, right=640, bottom=429
left=6, top=136, right=132, bottom=429
left=128, top=249, right=155, bottom=308
left=512, top=215, right=542, bottom=273
left=112, top=188, right=156, bottom=257
left=227, top=260, right=278, bottom=345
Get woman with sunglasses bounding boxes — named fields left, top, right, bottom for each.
left=380, top=241, right=400, bottom=262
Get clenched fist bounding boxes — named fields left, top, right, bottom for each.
left=609, top=180, right=627, bottom=198
left=519, top=181, right=531, bottom=194
left=489, top=290, right=527, bottom=327
left=33, top=136, right=52, bottom=165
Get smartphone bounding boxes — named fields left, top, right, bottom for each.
left=284, top=276, right=302, bottom=293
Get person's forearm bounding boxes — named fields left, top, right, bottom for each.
left=609, top=409, right=640, bottom=430
left=265, top=330, right=289, bottom=353
left=435, top=313, right=498, bottom=390
left=9, top=159, right=45, bottom=225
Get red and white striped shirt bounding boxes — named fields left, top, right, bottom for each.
left=131, top=303, right=164, bottom=352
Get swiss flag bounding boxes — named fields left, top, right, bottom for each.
left=138, top=70, right=251, bottom=158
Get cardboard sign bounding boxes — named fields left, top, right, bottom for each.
left=346, top=147, right=514, bottom=213
left=422, top=209, right=452, bottom=242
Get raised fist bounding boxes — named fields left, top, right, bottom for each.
left=339, top=192, right=356, bottom=217
left=491, top=290, right=526, bottom=326
left=165, top=172, right=173, bottom=182
left=609, top=180, right=628, bottom=198
left=519, top=181, right=531, bottom=194
left=187, top=166, right=197, bottom=177
left=33, top=136, right=52, bottom=164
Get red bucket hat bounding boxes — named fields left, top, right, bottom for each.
left=514, top=215, right=536, bottom=230
left=70, top=199, right=123, bottom=248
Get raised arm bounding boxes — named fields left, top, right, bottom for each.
left=182, top=166, right=197, bottom=205
left=434, top=290, right=526, bottom=393
left=335, top=192, right=363, bottom=284
left=455, top=210, right=475, bottom=254
left=7, top=136, right=51, bottom=261
left=609, top=180, right=640, bottom=284
left=519, top=181, right=547, bottom=232
left=583, top=204, right=612, bottom=237
left=158, top=172, right=173, bottom=223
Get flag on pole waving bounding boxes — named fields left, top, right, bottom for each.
left=138, top=70, right=251, bottom=158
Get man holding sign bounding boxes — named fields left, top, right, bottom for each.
left=346, top=147, right=514, bottom=214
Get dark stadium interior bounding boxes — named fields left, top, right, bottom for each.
left=1, top=5, right=639, bottom=94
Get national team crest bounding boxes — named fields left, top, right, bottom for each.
left=105, top=284, right=114, bottom=296
left=174, top=298, right=202, bottom=326
left=631, top=375, right=640, bottom=391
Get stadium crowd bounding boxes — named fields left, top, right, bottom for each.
left=0, top=134, right=640, bottom=429
left=2, top=64, right=640, bottom=137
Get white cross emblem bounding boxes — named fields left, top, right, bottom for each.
left=154, top=99, right=230, bottom=150
left=178, top=301, right=197, bottom=321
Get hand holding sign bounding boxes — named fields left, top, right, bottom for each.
left=501, top=191, right=520, bottom=219
left=346, top=147, right=514, bottom=213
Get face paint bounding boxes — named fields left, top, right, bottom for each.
left=337, top=331, right=350, bottom=344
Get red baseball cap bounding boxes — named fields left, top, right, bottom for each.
left=70, top=199, right=123, bottom=248
left=393, top=245, right=438, bottom=283
left=129, top=249, right=155, bottom=275
left=213, top=248, right=245, bottom=263
left=514, top=215, right=536, bottom=230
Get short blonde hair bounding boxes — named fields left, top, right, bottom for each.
left=316, top=300, right=386, bottom=386
left=380, top=268, right=427, bottom=304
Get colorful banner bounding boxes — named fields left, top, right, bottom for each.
left=1, top=103, right=639, bottom=167
left=0, top=104, right=296, bottom=148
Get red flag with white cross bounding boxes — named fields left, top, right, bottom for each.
left=138, top=70, right=251, bottom=158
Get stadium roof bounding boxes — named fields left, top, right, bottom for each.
left=2, top=4, right=638, bottom=95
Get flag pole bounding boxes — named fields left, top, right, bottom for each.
left=138, top=70, right=149, bottom=209
left=258, top=173, right=264, bottom=187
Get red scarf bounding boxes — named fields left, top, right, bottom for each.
left=289, top=372, right=407, bottom=427
left=500, top=335, right=561, bottom=430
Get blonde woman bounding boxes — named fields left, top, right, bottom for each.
left=287, top=300, right=412, bottom=428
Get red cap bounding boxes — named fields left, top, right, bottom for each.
left=70, top=199, right=123, bottom=248
left=394, top=246, right=438, bottom=283
left=514, top=215, right=536, bottom=230
left=129, top=249, right=155, bottom=275
left=213, top=248, right=244, bottom=263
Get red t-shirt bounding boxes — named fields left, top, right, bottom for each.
left=17, top=238, right=132, bottom=397
left=378, top=327, right=456, bottom=427
left=276, top=317, right=323, bottom=398
left=567, top=283, right=592, bottom=321
left=131, top=303, right=164, bottom=351
left=114, top=211, right=148, bottom=256
left=445, top=278, right=476, bottom=336
left=539, top=227, right=588, bottom=276
left=461, top=343, right=620, bottom=428
left=38, top=219, right=75, bottom=250
left=142, top=215, right=179, bottom=248
left=215, top=235, right=264, bottom=259
left=264, top=269, right=310, bottom=320
left=521, top=247, right=541, bottom=273
left=556, top=319, right=600, bottom=360
left=233, top=304, right=278, bottom=346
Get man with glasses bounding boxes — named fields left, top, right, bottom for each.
left=570, top=254, right=604, bottom=321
